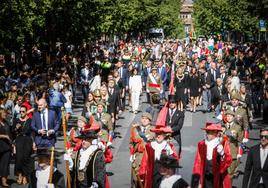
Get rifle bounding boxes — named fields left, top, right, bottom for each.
left=131, top=166, right=144, bottom=188
left=62, top=108, right=71, bottom=188
left=48, top=147, right=54, bottom=184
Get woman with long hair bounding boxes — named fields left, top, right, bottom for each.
left=0, top=108, right=12, bottom=187
left=12, top=105, right=34, bottom=185
left=174, top=66, right=187, bottom=111
left=188, top=67, right=201, bottom=112
left=82, top=92, right=97, bottom=118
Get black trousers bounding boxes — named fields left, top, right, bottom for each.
left=258, top=184, right=266, bottom=188
left=173, top=134, right=181, bottom=155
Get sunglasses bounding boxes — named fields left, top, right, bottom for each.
left=20, top=111, right=26, bottom=113
left=260, top=135, right=268, bottom=140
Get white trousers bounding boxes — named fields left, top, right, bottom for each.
left=131, top=91, right=140, bottom=111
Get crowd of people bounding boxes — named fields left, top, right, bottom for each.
left=0, top=36, right=267, bottom=188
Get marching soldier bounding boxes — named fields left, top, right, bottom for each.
left=129, top=112, right=154, bottom=187
left=223, top=110, right=243, bottom=179
left=64, top=131, right=106, bottom=188
left=146, top=66, right=162, bottom=105
left=223, top=91, right=249, bottom=143
left=93, top=101, right=113, bottom=146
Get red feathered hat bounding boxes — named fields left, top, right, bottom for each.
left=150, top=125, right=173, bottom=134
left=201, top=123, right=222, bottom=132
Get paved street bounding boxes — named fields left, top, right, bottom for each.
left=5, top=92, right=266, bottom=188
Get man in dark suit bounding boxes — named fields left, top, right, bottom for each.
left=211, top=78, right=225, bottom=116
left=208, top=62, right=220, bottom=88
left=142, top=60, right=152, bottom=103
left=166, top=95, right=185, bottom=156
left=107, top=79, right=120, bottom=128
left=80, top=62, right=93, bottom=100
left=31, top=98, right=59, bottom=148
left=157, top=60, right=168, bottom=99
left=116, top=60, right=128, bottom=111
left=242, top=127, right=268, bottom=188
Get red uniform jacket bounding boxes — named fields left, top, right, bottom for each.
left=192, top=139, right=232, bottom=188
left=139, top=142, right=179, bottom=188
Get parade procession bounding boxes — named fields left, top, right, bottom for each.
left=1, top=0, right=268, bottom=188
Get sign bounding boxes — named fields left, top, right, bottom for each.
left=259, top=20, right=267, bottom=32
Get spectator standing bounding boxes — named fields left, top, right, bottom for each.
left=12, top=105, right=34, bottom=185
left=0, top=108, right=12, bottom=187
left=129, top=68, right=142, bottom=113
left=31, top=99, right=59, bottom=148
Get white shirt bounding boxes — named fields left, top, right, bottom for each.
left=36, top=166, right=56, bottom=188
left=260, top=145, right=268, bottom=183
left=205, top=138, right=220, bottom=160
left=160, top=175, right=181, bottom=188
left=41, top=109, right=48, bottom=130
left=85, top=68, right=89, bottom=82
left=151, top=141, right=173, bottom=160
left=129, top=75, right=142, bottom=92
left=79, top=145, right=98, bottom=170
left=64, top=91, right=72, bottom=108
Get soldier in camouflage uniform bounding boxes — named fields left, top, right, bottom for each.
left=129, top=112, right=154, bottom=187
left=223, top=110, right=244, bottom=179
left=223, top=91, right=249, bottom=143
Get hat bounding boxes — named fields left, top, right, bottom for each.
left=230, top=92, right=241, bottom=100
left=225, top=110, right=235, bottom=116
left=151, top=125, right=173, bottom=134
left=78, top=116, right=87, bottom=123
left=75, top=131, right=98, bottom=140
left=93, top=89, right=101, bottom=97
left=168, top=95, right=177, bottom=103
left=156, top=153, right=181, bottom=168
left=201, top=123, right=223, bottom=132
left=141, top=112, right=152, bottom=121
left=151, top=66, right=158, bottom=71
left=205, top=122, right=214, bottom=127
left=97, top=101, right=106, bottom=107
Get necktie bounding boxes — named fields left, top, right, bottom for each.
left=98, top=113, right=102, bottom=120
left=233, top=108, right=236, bottom=113
left=42, top=111, right=46, bottom=130
left=143, top=127, right=146, bottom=134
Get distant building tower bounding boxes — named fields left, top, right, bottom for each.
left=180, top=0, right=194, bottom=36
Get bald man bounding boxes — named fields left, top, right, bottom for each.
left=31, top=99, right=59, bottom=148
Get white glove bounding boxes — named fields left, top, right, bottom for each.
left=130, top=155, right=135, bottom=163
left=217, top=144, right=224, bottom=156
left=64, top=153, right=74, bottom=169
left=242, top=138, right=248, bottom=143
left=237, top=154, right=242, bottom=159
left=160, top=90, right=163, bottom=94
left=98, top=142, right=106, bottom=151
left=146, top=89, right=149, bottom=93
left=90, top=182, right=99, bottom=188
left=45, top=183, right=55, bottom=188
left=107, top=142, right=112, bottom=147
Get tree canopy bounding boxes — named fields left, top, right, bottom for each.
left=0, top=0, right=182, bottom=53
left=193, top=0, right=268, bottom=37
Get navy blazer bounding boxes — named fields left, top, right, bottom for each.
left=118, top=67, right=128, bottom=87
left=142, top=66, right=152, bottom=85
left=158, top=67, right=168, bottom=85
left=31, top=109, right=59, bottom=146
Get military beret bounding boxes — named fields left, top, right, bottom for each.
left=78, top=115, right=87, bottom=123
left=141, top=112, right=152, bottom=121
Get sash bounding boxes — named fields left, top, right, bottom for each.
left=137, top=127, right=148, bottom=143
left=148, top=74, right=160, bottom=91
